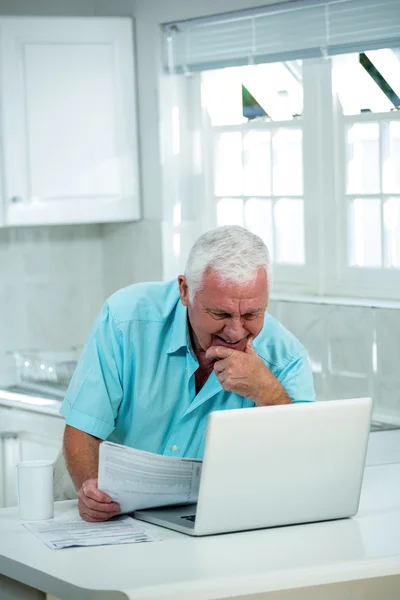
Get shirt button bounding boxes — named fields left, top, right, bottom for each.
left=171, top=445, right=178, bottom=452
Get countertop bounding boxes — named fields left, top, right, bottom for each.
left=1, top=387, right=400, bottom=462
left=0, top=457, right=400, bottom=600
left=1, top=387, right=400, bottom=436
left=0, top=387, right=63, bottom=417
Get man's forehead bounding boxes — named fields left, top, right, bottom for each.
left=203, top=298, right=266, bottom=311
left=200, top=268, right=268, bottom=299
left=199, top=285, right=268, bottom=313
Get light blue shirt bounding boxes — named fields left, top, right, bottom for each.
left=60, top=280, right=315, bottom=459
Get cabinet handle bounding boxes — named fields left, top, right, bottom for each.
left=10, top=195, right=23, bottom=203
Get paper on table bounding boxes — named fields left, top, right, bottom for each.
left=23, top=516, right=159, bottom=549
left=98, top=441, right=202, bottom=514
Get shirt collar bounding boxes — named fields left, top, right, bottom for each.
left=167, top=299, right=190, bottom=354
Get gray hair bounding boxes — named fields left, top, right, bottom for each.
left=185, top=226, right=271, bottom=302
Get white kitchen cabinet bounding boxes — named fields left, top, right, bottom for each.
left=0, top=405, right=64, bottom=508
left=0, top=17, right=140, bottom=226
left=0, top=431, right=61, bottom=508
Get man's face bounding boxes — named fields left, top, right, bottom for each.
left=178, top=268, right=268, bottom=356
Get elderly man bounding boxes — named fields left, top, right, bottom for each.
left=59, top=226, right=315, bottom=521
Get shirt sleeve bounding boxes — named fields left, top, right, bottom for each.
left=278, top=349, right=316, bottom=403
left=59, top=302, right=124, bottom=439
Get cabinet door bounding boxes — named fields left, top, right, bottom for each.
left=0, top=431, right=61, bottom=508
left=0, top=17, right=140, bottom=226
left=0, top=406, right=64, bottom=508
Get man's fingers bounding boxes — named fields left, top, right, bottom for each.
left=213, top=359, right=227, bottom=374
left=79, top=478, right=120, bottom=514
left=206, top=346, right=236, bottom=360
left=78, top=491, right=120, bottom=521
left=217, top=374, right=230, bottom=391
left=79, top=492, right=120, bottom=513
left=83, top=479, right=113, bottom=504
left=80, top=513, right=98, bottom=522
left=85, top=487, right=113, bottom=503
left=80, top=510, right=117, bottom=522
left=245, top=336, right=256, bottom=354
left=79, top=505, right=119, bottom=521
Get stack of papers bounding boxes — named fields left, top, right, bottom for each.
left=24, top=443, right=202, bottom=550
left=98, top=441, right=202, bottom=514
left=23, top=516, right=158, bottom=550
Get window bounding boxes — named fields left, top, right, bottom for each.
left=161, top=0, right=400, bottom=295
left=345, top=121, right=400, bottom=269
left=201, top=63, right=307, bottom=283
left=332, top=49, right=400, bottom=296
left=197, top=49, right=400, bottom=299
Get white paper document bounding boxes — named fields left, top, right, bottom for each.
left=98, top=441, right=202, bottom=514
left=23, top=516, right=158, bottom=550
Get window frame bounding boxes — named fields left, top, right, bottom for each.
left=200, top=57, right=400, bottom=301
left=160, top=56, right=400, bottom=300
left=200, top=63, right=320, bottom=294
left=334, top=108, right=400, bottom=299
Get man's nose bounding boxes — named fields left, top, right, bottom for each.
left=223, top=319, right=246, bottom=341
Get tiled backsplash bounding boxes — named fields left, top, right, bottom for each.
left=101, top=220, right=162, bottom=298
left=0, top=220, right=162, bottom=385
left=268, top=299, right=400, bottom=424
left=0, top=225, right=105, bottom=384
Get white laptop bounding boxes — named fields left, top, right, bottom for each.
left=134, top=397, right=372, bottom=536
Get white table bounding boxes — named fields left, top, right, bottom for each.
left=1, top=453, right=400, bottom=600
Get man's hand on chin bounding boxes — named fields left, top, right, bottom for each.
left=205, top=338, right=291, bottom=406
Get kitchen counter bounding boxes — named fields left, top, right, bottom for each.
left=1, top=388, right=400, bottom=436
left=0, top=459, right=399, bottom=600
left=0, top=388, right=63, bottom=417
left=0, top=389, right=399, bottom=461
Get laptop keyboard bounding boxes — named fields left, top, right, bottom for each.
left=181, top=514, right=196, bottom=522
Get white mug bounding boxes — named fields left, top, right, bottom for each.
left=17, top=460, right=54, bottom=521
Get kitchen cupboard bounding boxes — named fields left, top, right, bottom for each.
left=0, top=17, right=140, bottom=226
left=0, top=405, right=64, bottom=508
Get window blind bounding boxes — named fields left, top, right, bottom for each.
left=162, top=0, right=400, bottom=72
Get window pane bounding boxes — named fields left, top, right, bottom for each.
left=365, top=50, right=400, bottom=102
left=214, top=133, right=242, bottom=196
left=201, top=61, right=303, bottom=126
left=383, top=197, right=400, bottom=268
left=274, top=199, right=304, bottom=264
left=217, top=198, right=244, bottom=226
left=332, top=51, right=395, bottom=115
left=243, top=131, right=271, bottom=196
left=383, top=122, right=400, bottom=194
left=244, top=198, right=274, bottom=259
left=347, top=123, right=380, bottom=194
left=201, top=68, right=246, bottom=126
left=241, top=62, right=303, bottom=122
left=272, top=129, right=303, bottom=196
left=349, top=198, right=382, bottom=267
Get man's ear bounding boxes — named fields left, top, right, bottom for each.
left=178, top=275, right=189, bottom=306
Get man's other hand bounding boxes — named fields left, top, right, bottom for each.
left=205, top=338, right=290, bottom=406
left=78, top=478, right=120, bottom=522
